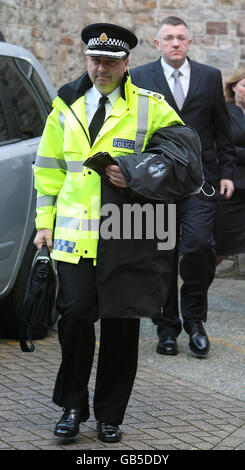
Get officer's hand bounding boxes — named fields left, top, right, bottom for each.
left=105, top=165, right=128, bottom=188
left=33, top=229, right=53, bottom=251
left=219, top=179, right=234, bottom=200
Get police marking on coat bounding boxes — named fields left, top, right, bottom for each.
left=113, top=138, right=135, bottom=150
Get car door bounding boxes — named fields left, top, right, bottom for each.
left=0, top=54, right=53, bottom=296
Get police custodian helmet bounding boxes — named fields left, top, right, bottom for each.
left=81, top=23, right=138, bottom=59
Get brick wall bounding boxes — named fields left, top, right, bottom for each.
left=1, top=0, right=245, bottom=89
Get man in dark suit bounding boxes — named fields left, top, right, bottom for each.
left=130, top=16, right=235, bottom=358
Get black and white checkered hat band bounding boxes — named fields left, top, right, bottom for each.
left=88, top=37, right=129, bottom=51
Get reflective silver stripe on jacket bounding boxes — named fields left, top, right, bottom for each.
left=134, top=92, right=150, bottom=154
left=35, top=155, right=67, bottom=170
left=58, top=111, right=66, bottom=129
left=36, top=195, right=57, bottom=208
left=35, top=156, right=83, bottom=173
left=81, top=219, right=100, bottom=231
left=67, top=161, right=83, bottom=172
left=56, top=216, right=80, bottom=230
left=56, top=216, right=100, bottom=232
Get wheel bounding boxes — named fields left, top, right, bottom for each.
left=0, top=236, right=58, bottom=339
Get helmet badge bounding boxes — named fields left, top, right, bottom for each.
left=100, top=32, right=108, bottom=43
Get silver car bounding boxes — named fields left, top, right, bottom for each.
left=0, top=40, right=56, bottom=338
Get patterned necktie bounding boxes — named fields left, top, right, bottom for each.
left=89, top=95, right=108, bottom=145
left=172, top=69, right=185, bottom=110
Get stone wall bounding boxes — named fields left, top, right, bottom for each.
left=0, top=0, right=245, bottom=89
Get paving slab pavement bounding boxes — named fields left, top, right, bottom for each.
left=139, top=277, right=245, bottom=403
left=0, top=277, right=244, bottom=454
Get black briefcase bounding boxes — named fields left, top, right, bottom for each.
left=19, top=244, right=57, bottom=352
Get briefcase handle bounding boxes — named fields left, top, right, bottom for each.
left=37, top=244, right=51, bottom=264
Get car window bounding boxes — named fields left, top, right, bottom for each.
left=0, top=56, right=51, bottom=144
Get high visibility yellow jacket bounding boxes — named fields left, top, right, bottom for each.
left=34, top=73, right=183, bottom=264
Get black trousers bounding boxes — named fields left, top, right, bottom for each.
left=153, top=193, right=217, bottom=338
left=53, top=258, right=140, bottom=425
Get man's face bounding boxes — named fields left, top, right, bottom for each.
left=154, top=24, right=192, bottom=68
left=86, top=56, right=129, bottom=95
left=232, top=77, right=245, bottom=106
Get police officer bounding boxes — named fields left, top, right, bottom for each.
left=33, top=23, right=183, bottom=443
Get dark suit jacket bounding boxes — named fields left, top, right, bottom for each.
left=226, top=102, right=245, bottom=189
left=130, top=58, right=235, bottom=187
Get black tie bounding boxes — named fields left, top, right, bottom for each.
left=89, top=95, right=108, bottom=145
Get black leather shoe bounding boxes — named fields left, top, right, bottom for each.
left=97, top=421, right=122, bottom=443
left=188, top=321, right=210, bottom=357
left=156, top=336, right=178, bottom=355
left=54, top=408, right=86, bottom=438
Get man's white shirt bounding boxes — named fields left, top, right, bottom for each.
left=160, top=57, right=190, bottom=98
left=85, top=85, right=121, bottom=125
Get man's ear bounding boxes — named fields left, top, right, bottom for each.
left=187, top=37, right=192, bottom=52
left=154, top=38, right=161, bottom=52
left=124, top=57, right=129, bottom=69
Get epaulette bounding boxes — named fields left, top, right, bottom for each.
left=138, top=88, right=165, bottom=101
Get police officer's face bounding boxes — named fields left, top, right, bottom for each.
left=87, top=56, right=129, bottom=95
left=154, top=24, right=192, bottom=69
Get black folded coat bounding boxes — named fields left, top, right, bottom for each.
left=115, top=125, right=204, bottom=201
left=87, top=125, right=204, bottom=319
